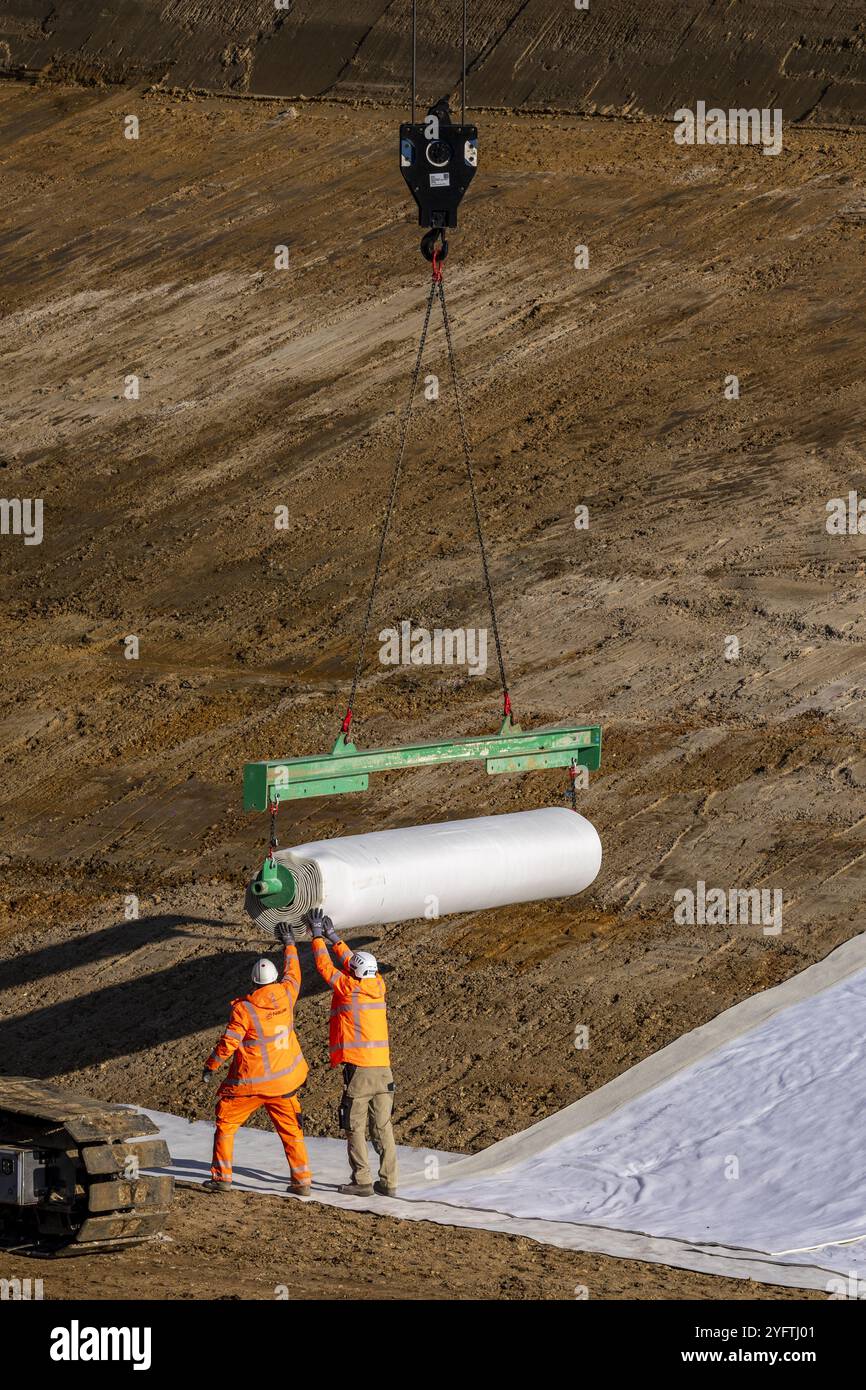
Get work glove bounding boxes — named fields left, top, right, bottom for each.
left=201, top=1067, right=220, bottom=1094
left=274, top=921, right=295, bottom=945
left=306, top=908, right=335, bottom=941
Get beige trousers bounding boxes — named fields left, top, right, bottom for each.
left=340, top=1064, right=397, bottom=1188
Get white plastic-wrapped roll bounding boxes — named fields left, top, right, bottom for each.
left=245, top=807, right=601, bottom=933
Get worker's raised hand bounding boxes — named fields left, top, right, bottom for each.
left=323, top=919, right=340, bottom=945
left=274, top=921, right=295, bottom=945
left=306, top=908, right=325, bottom=939
left=306, top=908, right=335, bottom=940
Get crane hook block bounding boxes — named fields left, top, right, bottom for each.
left=400, top=99, right=477, bottom=231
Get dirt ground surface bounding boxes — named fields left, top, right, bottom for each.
left=0, top=1186, right=822, bottom=1301
left=3, top=1, right=866, bottom=125
left=1, top=81, right=864, bottom=1299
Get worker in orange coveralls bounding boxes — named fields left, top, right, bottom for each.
left=308, top=907, right=397, bottom=1198
left=202, top=925, right=311, bottom=1196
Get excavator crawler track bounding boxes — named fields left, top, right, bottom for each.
left=0, top=1078, right=174, bottom=1255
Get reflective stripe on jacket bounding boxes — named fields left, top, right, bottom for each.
left=205, top=944, right=308, bottom=1097
left=312, top=938, right=390, bottom=1068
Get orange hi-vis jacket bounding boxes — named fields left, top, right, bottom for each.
left=205, top=944, right=308, bottom=1097
left=312, top=937, right=390, bottom=1068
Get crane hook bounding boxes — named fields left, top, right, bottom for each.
left=421, top=226, right=449, bottom=265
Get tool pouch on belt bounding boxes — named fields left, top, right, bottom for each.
left=338, top=1093, right=351, bottom=1133
left=338, top=1063, right=355, bottom=1131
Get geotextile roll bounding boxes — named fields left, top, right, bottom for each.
left=245, top=806, right=601, bottom=934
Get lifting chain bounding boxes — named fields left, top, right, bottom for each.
left=267, top=797, right=279, bottom=861
left=340, top=250, right=511, bottom=740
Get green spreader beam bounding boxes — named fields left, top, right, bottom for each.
left=243, top=720, right=602, bottom=809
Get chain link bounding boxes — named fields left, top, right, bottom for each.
left=437, top=276, right=509, bottom=700
left=345, top=278, right=439, bottom=723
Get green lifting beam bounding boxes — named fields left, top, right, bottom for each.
left=243, top=719, right=602, bottom=809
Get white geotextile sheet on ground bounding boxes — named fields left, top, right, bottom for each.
left=145, top=933, right=866, bottom=1294
left=145, top=1110, right=453, bottom=1200
left=401, top=968, right=866, bottom=1282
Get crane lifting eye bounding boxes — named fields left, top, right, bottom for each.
left=398, top=3, right=478, bottom=248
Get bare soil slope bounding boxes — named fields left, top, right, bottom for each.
left=2, top=2, right=866, bottom=124
left=1, top=83, right=864, bottom=1297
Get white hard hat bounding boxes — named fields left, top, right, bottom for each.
left=251, top=958, right=279, bottom=986
left=350, top=950, right=378, bottom=979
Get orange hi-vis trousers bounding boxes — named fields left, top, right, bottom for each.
left=211, top=1092, right=311, bottom=1185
